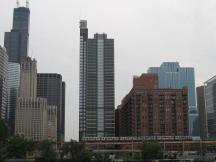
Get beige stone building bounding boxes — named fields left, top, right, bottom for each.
left=15, top=57, right=57, bottom=142
left=19, top=57, right=37, bottom=97
left=47, top=105, right=57, bottom=141
left=15, top=97, right=48, bottom=141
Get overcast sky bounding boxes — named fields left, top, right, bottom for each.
left=1, top=0, right=216, bottom=141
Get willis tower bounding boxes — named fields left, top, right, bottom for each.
left=4, top=1, right=30, bottom=63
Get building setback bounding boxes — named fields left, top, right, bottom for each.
left=4, top=6, right=30, bottom=63
left=37, top=73, right=65, bottom=142
left=79, top=20, right=115, bottom=139
left=116, top=74, right=189, bottom=137
left=205, top=76, right=216, bottom=138
left=7, top=62, right=20, bottom=135
left=148, top=62, right=198, bottom=136
left=0, top=46, right=8, bottom=120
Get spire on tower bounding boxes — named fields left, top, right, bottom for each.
left=26, top=0, right=29, bottom=8
left=16, top=0, right=20, bottom=7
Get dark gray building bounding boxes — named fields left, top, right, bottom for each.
left=0, top=46, right=8, bottom=120
left=79, top=20, right=115, bottom=139
left=37, top=74, right=65, bottom=142
left=196, top=86, right=208, bottom=139
left=205, top=76, right=216, bottom=138
left=61, top=82, right=66, bottom=141
left=4, top=6, right=30, bottom=63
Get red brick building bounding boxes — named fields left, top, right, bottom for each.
left=116, top=74, right=189, bottom=137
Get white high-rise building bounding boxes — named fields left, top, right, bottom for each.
left=0, top=46, right=8, bottom=120
left=7, top=62, right=20, bottom=135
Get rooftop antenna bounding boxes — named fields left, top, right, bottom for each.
left=26, top=0, right=29, bottom=8
left=16, top=0, right=20, bottom=7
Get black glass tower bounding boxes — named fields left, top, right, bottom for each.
left=4, top=6, right=30, bottom=63
left=37, top=73, right=66, bottom=142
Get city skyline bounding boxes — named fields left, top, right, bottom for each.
left=1, top=0, right=216, bottom=141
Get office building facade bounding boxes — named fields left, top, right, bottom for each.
left=20, top=57, right=37, bottom=97
left=79, top=20, right=115, bottom=139
left=205, top=76, right=216, bottom=138
left=15, top=97, right=48, bottom=141
left=15, top=57, right=55, bottom=142
left=6, top=62, right=20, bottom=135
left=116, top=74, right=189, bottom=137
left=148, top=62, right=198, bottom=136
left=4, top=6, right=30, bottom=63
left=0, top=46, right=8, bottom=120
left=37, top=73, right=65, bottom=142
left=79, top=20, right=88, bottom=139
left=196, top=86, right=208, bottom=139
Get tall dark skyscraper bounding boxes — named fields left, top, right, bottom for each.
left=37, top=74, right=65, bottom=142
left=4, top=5, right=30, bottom=63
left=196, top=86, right=208, bottom=139
left=79, top=20, right=115, bottom=139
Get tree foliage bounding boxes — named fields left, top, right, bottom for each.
left=141, top=141, right=163, bottom=160
left=6, top=135, right=34, bottom=159
left=60, top=140, right=92, bottom=162
left=37, top=139, right=57, bottom=161
left=0, top=119, right=8, bottom=142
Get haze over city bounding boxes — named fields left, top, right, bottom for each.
left=1, top=0, right=216, bottom=141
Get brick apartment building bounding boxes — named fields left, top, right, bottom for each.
left=116, top=74, right=189, bottom=137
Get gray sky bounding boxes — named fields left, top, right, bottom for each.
left=1, top=0, right=216, bottom=141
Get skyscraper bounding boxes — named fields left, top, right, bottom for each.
left=0, top=46, right=8, bottom=120
left=15, top=57, right=50, bottom=141
left=4, top=5, right=30, bottom=63
left=7, top=62, right=20, bottom=135
left=79, top=20, right=88, bottom=139
left=196, top=86, right=208, bottom=139
left=148, top=62, right=198, bottom=136
left=79, top=21, right=115, bottom=139
left=61, top=82, right=66, bottom=141
left=19, top=57, right=37, bottom=97
left=37, top=73, right=65, bottom=142
left=204, top=76, right=216, bottom=138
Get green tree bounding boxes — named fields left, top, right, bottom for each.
left=37, top=139, right=57, bottom=161
left=6, top=135, right=34, bottom=159
left=141, top=141, right=163, bottom=160
left=0, top=119, right=8, bottom=142
left=60, top=140, right=91, bottom=162
left=0, top=144, right=8, bottom=162
left=92, top=152, right=111, bottom=162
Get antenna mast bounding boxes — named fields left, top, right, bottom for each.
left=16, top=0, right=20, bottom=7
left=26, top=0, right=29, bottom=8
